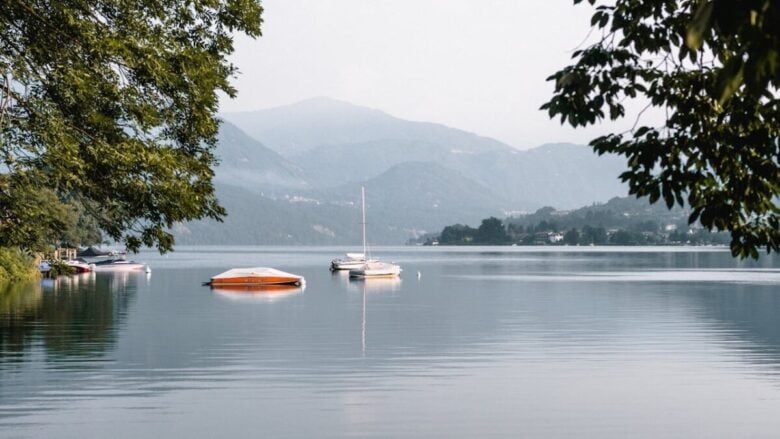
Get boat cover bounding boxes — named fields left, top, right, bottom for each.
left=211, top=267, right=303, bottom=282
left=78, top=246, right=111, bottom=257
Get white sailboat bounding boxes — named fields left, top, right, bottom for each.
left=331, top=185, right=376, bottom=271
left=348, top=187, right=401, bottom=279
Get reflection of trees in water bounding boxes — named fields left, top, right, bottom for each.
left=0, top=273, right=137, bottom=364
left=693, top=285, right=780, bottom=368
left=0, top=282, right=43, bottom=365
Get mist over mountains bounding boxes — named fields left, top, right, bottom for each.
left=174, top=97, right=629, bottom=245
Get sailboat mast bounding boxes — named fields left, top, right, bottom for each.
left=361, top=186, right=367, bottom=258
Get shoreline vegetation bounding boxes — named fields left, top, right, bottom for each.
left=0, top=196, right=742, bottom=290
left=418, top=222, right=731, bottom=247
left=0, top=248, right=40, bottom=284
left=0, top=249, right=81, bottom=287
left=414, top=196, right=732, bottom=247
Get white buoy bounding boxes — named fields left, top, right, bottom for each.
left=417, top=271, right=421, bottom=279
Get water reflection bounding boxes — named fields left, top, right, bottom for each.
left=347, top=276, right=402, bottom=294
left=456, top=268, right=780, bottom=284
left=0, top=249, right=779, bottom=438
left=0, top=272, right=139, bottom=365
left=691, top=285, right=780, bottom=370
left=212, top=284, right=305, bottom=303
left=345, top=278, right=403, bottom=355
left=0, top=282, right=43, bottom=366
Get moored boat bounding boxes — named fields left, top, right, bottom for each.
left=343, top=187, right=402, bottom=279
left=209, top=267, right=304, bottom=287
left=92, top=258, right=148, bottom=272
left=330, top=187, right=377, bottom=271
left=77, top=246, right=111, bottom=258
left=331, top=253, right=373, bottom=271
left=349, top=261, right=402, bottom=278
left=65, top=259, right=95, bottom=273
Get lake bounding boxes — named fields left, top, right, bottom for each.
left=1, top=246, right=779, bottom=438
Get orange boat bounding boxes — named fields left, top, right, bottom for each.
left=209, top=267, right=304, bottom=287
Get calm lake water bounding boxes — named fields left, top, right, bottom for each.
left=1, top=246, right=779, bottom=438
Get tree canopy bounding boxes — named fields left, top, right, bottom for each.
left=0, top=0, right=263, bottom=253
left=476, top=217, right=510, bottom=244
left=542, top=0, right=779, bottom=258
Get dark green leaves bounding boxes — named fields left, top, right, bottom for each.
left=544, top=0, right=780, bottom=258
left=0, top=0, right=263, bottom=253
left=716, top=56, right=745, bottom=105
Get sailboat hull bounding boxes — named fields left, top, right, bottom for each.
left=349, top=262, right=402, bottom=278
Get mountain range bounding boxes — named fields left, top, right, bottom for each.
left=175, top=97, right=630, bottom=245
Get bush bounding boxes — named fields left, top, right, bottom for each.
left=46, top=260, right=76, bottom=277
left=0, top=248, right=39, bottom=283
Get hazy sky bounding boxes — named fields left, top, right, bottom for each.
left=222, top=0, right=649, bottom=149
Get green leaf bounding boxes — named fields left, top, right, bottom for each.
left=688, top=207, right=703, bottom=224
left=662, top=184, right=674, bottom=209
left=686, top=1, right=713, bottom=51
left=716, top=57, right=745, bottom=105
left=634, top=126, right=650, bottom=137
left=542, top=0, right=780, bottom=259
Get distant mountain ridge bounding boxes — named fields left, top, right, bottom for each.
left=221, top=97, right=627, bottom=207
left=213, top=120, right=308, bottom=191
left=328, top=161, right=507, bottom=231
left=222, top=96, right=513, bottom=157
left=176, top=98, right=631, bottom=245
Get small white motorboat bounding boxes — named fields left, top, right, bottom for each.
left=208, top=267, right=304, bottom=287
left=92, top=258, right=148, bottom=272
left=349, top=261, right=402, bottom=278
left=331, top=253, right=375, bottom=271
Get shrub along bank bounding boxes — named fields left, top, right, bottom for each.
left=0, top=248, right=40, bottom=284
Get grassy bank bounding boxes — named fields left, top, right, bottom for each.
left=0, top=248, right=40, bottom=284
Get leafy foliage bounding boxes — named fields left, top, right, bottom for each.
left=0, top=179, right=69, bottom=251
left=0, top=247, right=37, bottom=283
left=542, top=0, right=779, bottom=258
left=439, top=224, right=478, bottom=245
left=0, top=0, right=263, bottom=252
left=46, top=260, right=76, bottom=277
left=437, top=218, right=511, bottom=245
left=564, top=228, right=580, bottom=245
left=476, top=217, right=511, bottom=244
left=433, top=196, right=732, bottom=246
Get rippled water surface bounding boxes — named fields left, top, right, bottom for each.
left=2, top=246, right=780, bottom=438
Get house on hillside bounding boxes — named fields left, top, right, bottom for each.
left=547, top=232, right=564, bottom=244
